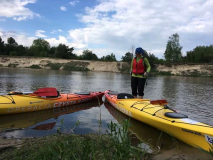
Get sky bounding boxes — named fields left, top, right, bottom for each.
left=0, top=0, right=213, bottom=60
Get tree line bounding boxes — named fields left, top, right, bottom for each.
left=164, top=33, right=213, bottom=63
left=1, top=34, right=213, bottom=67
left=0, top=37, right=117, bottom=62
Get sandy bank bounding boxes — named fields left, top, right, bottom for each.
left=0, top=56, right=127, bottom=73
left=1, top=56, right=213, bottom=76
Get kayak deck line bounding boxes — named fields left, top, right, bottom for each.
left=128, top=100, right=213, bottom=128
left=104, top=90, right=213, bottom=152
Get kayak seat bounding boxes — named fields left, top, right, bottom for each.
left=46, top=91, right=60, bottom=98
left=75, top=92, right=91, bottom=95
left=117, top=93, right=134, bottom=99
left=165, top=112, right=188, bottom=119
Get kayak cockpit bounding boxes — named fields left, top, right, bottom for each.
left=165, top=112, right=188, bottom=119
left=117, top=93, right=135, bottom=99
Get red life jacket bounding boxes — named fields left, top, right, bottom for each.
left=132, top=57, right=145, bottom=74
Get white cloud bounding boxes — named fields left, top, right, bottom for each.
left=0, top=30, right=35, bottom=46
left=45, top=36, right=87, bottom=51
left=69, top=0, right=79, bottom=6
left=58, top=29, right=62, bottom=32
left=0, top=0, right=39, bottom=21
left=35, top=30, right=47, bottom=37
left=60, top=6, right=67, bottom=11
left=68, top=0, right=213, bottom=59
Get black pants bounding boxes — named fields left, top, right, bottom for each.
left=131, top=76, right=146, bottom=96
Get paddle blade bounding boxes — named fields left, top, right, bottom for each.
left=150, top=99, right=168, bottom=106
left=33, top=87, right=58, bottom=97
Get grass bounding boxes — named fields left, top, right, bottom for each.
left=63, top=62, right=90, bottom=71
left=0, top=120, right=151, bottom=160
left=198, top=143, right=213, bottom=157
left=47, top=63, right=63, bottom=70
left=8, top=63, right=19, bottom=68
left=29, top=65, right=42, bottom=69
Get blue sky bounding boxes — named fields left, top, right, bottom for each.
left=0, top=0, right=213, bottom=60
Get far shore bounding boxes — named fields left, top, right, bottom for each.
left=1, top=56, right=213, bottom=77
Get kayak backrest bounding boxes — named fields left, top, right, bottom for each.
left=117, top=93, right=134, bottom=99
left=165, top=112, right=188, bottom=119
left=33, top=88, right=59, bottom=97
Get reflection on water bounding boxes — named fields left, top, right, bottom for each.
left=104, top=102, right=177, bottom=152
left=0, top=67, right=213, bottom=143
left=0, top=100, right=103, bottom=138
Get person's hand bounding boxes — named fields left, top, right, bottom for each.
left=144, top=72, right=148, bottom=77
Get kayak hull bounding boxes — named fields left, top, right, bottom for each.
left=0, top=92, right=103, bottom=114
left=104, top=90, right=213, bottom=152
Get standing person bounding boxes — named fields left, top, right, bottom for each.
left=130, top=47, right=151, bottom=99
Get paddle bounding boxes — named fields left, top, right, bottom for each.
left=150, top=99, right=177, bottom=112
left=33, top=87, right=59, bottom=97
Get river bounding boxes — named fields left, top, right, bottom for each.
left=0, top=67, right=213, bottom=154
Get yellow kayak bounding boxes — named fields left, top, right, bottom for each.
left=104, top=90, right=213, bottom=152
left=0, top=87, right=104, bottom=114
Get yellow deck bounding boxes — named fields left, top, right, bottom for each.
left=105, top=91, right=213, bottom=152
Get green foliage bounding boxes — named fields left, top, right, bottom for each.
left=100, top=53, right=117, bottom=61
left=48, top=63, right=63, bottom=70
left=4, top=37, right=18, bottom=55
left=29, top=65, right=42, bottom=69
left=185, top=45, right=213, bottom=63
left=0, top=120, right=149, bottom=160
left=80, top=49, right=98, bottom=60
left=118, top=62, right=131, bottom=73
left=48, top=46, right=57, bottom=57
left=121, top=52, right=132, bottom=62
left=56, top=44, right=75, bottom=59
left=32, top=38, right=50, bottom=53
left=164, top=33, right=182, bottom=63
left=63, top=62, right=89, bottom=71
left=0, top=36, right=5, bottom=55
left=8, top=63, right=19, bottom=68
left=198, top=143, right=213, bottom=157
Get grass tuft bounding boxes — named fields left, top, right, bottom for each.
left=0, top=120, right=150, bottom=160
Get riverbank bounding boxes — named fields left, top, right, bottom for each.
left=0, top=56, right=127, bottom=73
left=1, top=56, right=213, bottom=76
left=156, top=63, right=213, bottom=77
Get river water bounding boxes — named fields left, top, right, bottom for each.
left=0, top=67, right=213, bottom=152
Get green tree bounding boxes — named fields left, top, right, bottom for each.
left=56, top=44, right=75, bottom=59
left=0, top=37, right=5, bottom=55
left=48, top=46, right=57, bottom=57
left=15, top=45, right=27, bottom=56
left=81, top=50, right=98, bottom=60
left=102, top=53, right=116, bottom=61
left=121, top=52, right=132, bottom=62
left=31, top=38, right=50, bottom=56
left=5, top=37, right=18, bottom=55
left=186, top=45, right=213, bottom=63
left=164, top=33, right=182, bottom=63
